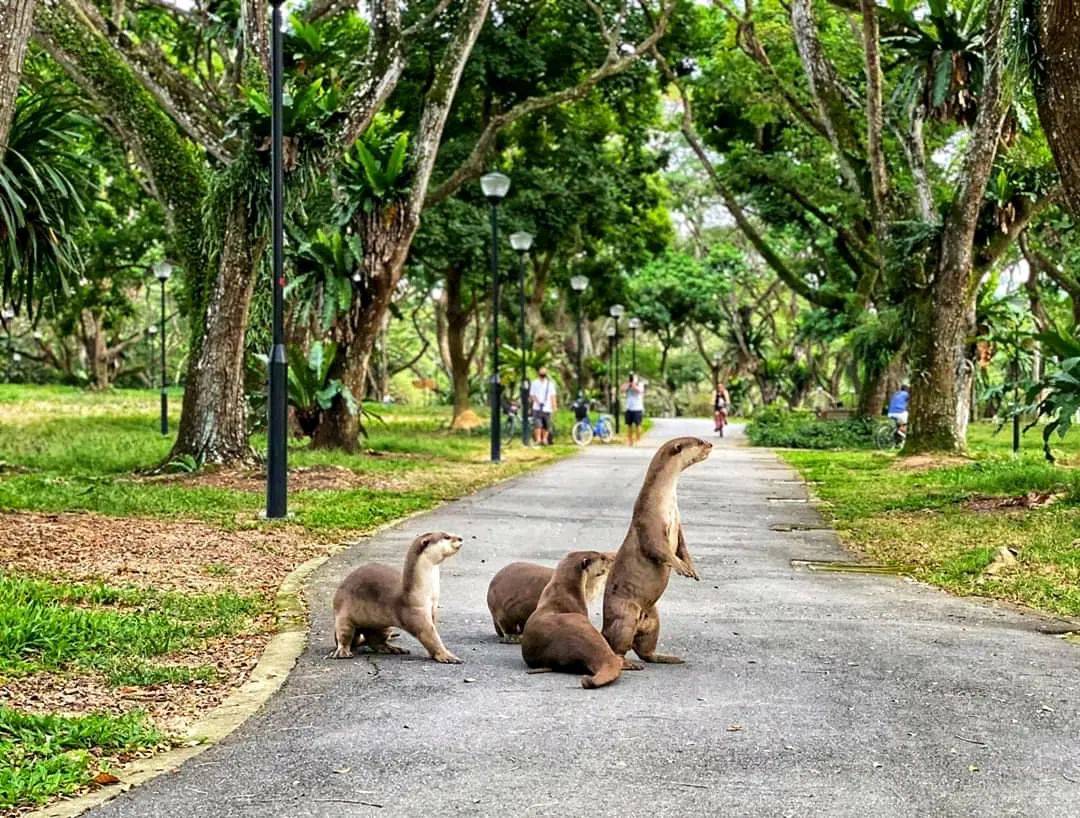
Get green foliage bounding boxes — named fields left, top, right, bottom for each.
left=335, top=118, right=411, bottom=221
left=0, top=89, right=93, bottom=320
left=0, top=707, right=163, bottom=810
left=285, top=341, right=358, bottom=437
left=288, top=227, right=361, bottom=332
left=746, top=407, right=877, bottom=449
left=1027, top=328, right=1080, bottom=462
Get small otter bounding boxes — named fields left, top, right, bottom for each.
left=486, top=555, right=612, bottom=642
left=520, top=550, right=629, bottom=689
left=602, top=436, right=712, bottom=667
left=331, top=531, right=464, bottom=664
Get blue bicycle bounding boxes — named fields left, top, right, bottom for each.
left=571, top=399, right=615, bottom=446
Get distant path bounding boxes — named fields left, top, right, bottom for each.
left=91, top=420, right=1079, bottom=817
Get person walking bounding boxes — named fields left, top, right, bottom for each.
left=713, top=381, right=731, bottom=436
left=621, top=373, right=646, bottom=446
left=529, top=367, right=558, bottom=445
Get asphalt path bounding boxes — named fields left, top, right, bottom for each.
left=90, top=419, right=1080, bottom=817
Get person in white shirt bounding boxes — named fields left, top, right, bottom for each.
left=621, top=373, right=646, bottom=446
left=528, top=367, right=558, bottom=445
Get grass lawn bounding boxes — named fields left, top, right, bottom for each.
left=778, top=422, right=1080, bottom=619
left=0, top=383, right=583, bottom=812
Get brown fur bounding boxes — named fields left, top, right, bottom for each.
left=486, top=555, right=611, bottom=642
left=602, top=437, right=712, bottom=666
left=331, top=531, right=464, bottom=664
left=520, top=551, right=628, bottom=689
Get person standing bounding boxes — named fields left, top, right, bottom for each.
left=713, top=381, right=731, bottom=436
left=529, top=367, right=558, bottom=445
left=621, top=373, right=646, bottom=446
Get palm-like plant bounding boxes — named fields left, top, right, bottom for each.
left=287, top=341, right=358, bottom=438
left=0, top=89, right=91, bottom=320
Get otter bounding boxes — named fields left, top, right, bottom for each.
left=602, top=436, right=712, bottom=667
left=331, top=531, right=464, bottom=664
left=520, top=550, right=630, bottom=689
left=486, top=555, right=611, bottom=642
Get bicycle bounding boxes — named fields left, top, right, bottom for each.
left=873, top=416, right=906, bottom=451
left=572, top=412, right=615, bottom=446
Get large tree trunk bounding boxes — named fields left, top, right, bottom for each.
left=0, top=0, right=35, bottom=158
left=169, top=200, right=259, bottom=464
left=1034, top=0, right=1080, bottom=217
left=314, top=202, right=415, bottom=451
left=443, top=265, right=479, bottom=427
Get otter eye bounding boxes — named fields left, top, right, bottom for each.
left=674, top=443, right=684, bottom=453
left=581, top=557, right=591, bottom=570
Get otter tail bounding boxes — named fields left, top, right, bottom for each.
left=581, top=658, right=622, bottom=689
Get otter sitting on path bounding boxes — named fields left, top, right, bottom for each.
left=603, top=437, right=712, bottom=667
left=486, top=556, right=611, bottom=642
left=521, top=551, right=634, bottom=689
left=331, top=531, right=464, bottom=664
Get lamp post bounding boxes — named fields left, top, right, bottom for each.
left=481, top=171, right=511, bottom=463
left=147, top=325, right=158, bottom=389
left=570, top=275, right=589, bottom=398
left=152, top=261, right=172, bottom=436
left=1, top=306, right=13, bottom=382
left=610, top=304, right=624, bottom=433
left=605, top=324, right=616, bottom=422
left=509, top=231, right=534, bottom=446
left=628, top=316, right=641, bottom=373
left=266, top=0, right=288, bottom=519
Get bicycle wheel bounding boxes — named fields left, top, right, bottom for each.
left=572, top=420, right=593, bottom=446
left=503, top=416, right=516, bottom=441
left=873, top=421, right=897, bottom=451
left=597, top=417, right=614, bottom=443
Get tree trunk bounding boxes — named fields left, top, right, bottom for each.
left=169, top=199, right=258, bottom=464
left=856, top=367, right=888, bottom=418
left=314, top=201, right=414, bottom=451
left=0, top=0, right=35, bottom=158
left=1034, top=0, right=1080, bottom=217
left=443, top=265, right=478, bottom=426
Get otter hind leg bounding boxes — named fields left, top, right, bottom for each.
left=581, top=657, right=623, bottom=689
left=633, top=606, right=684, bottom=664
left=603, top=599, right=643, bottom=669
left=362, top=628, right=409, bottom=655
left=332, top=617, right=356, bottom=659
left=400, top=608, right=462, bottom=664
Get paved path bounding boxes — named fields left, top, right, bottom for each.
left=92, top=419, right=1079, bottom=817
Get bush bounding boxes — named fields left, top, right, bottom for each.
left=746, top=406, right=876, bottom=449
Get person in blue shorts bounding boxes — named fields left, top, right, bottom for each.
left=887, top=384, right=910, bottom=436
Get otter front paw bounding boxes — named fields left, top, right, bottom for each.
left=330, top=646, right=354, bottom=659
left=433, top=651, right=463, bottom=664
left=673, top=560, right=700, bottom=580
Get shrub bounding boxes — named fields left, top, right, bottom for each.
left=746, top=406, right=876, bottom=449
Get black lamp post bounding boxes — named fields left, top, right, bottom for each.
left=266, top=0, right=288, bottom=519
left=152, top=261, right=172, bottom=436
left=509, top=230, right=534, bottom=446
left=481, top=171, right=511, bottom=463
left=1, top=306, right=13, bottom=382
left=610, top=304, right=623, bottom=433
left=570, top=275, right=588, bottom=398
left=628, top=316, right=641, bottom=373
left=605, top=324, right=616, bottom=421
left=147, top=324, right=158, bottom=389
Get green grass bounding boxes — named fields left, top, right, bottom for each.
left=777, top=421, right=1080, bottom=617
left=0, top=707, right=163, bottom=810
left=0, top=573, right=261, bottom=679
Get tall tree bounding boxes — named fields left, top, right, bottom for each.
left=0, top=0, right=36, bottom=157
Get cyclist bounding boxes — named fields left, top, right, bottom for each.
left=529, top=366, right=558, bottom=446
left=712, top=380, right=731, bottom=436
left=887, top=384, right=910, bottom=439
left=621, top=373, right=646, bottom=447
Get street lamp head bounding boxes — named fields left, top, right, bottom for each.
left=480, top=171, right=511, bottom=202
left=610, top=304, right=624, bottom=319
left=11, top=352, right=20, bottom=363
left=153, top=260, right=173, bottom=282
left=606, top=325, right=617, bottom=338
left=712, top=352, right=722, bottom=365
left=148, top=325, right=158, bottom=336
left=509, top=231, right=534, bottom=253
left=0, top=306, right=13, bottom=321
left=628, top=316, right=641, bottom=330
left=570, top=275, right=589, bottom=293
left=352, top=271, right=362, bottom=283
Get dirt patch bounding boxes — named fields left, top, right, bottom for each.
left=965, top=492, right=1063, bottom=513
left=891, top=453, right=973, bottom=472
left=0, top=629, right=272, bottom=735
left=0, top=511, right=326, bottom=596
left=141, top=464, right=407, bottom=494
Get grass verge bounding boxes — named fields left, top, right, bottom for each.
left=777, top=422, right=1080, bottom=618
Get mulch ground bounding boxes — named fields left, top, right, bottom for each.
left=0, top=510, right=332, bottom=739
left=140, top=464, right=409, bottom=494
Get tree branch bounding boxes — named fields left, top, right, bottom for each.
left=425, top=0, right=675, bottom=207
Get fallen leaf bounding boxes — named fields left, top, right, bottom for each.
left=93, top=772, right=121, bottom=786
left=727, top=724, right=742, bottom=732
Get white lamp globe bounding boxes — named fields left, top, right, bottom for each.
left=480, top=172, right=511, bottom=201
left=509, top=231, right=534, bottom=252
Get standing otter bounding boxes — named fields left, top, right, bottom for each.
left=331, top=531, right=464, bottom=664
left=486, top=556, right=612, bottom=642
left=520, top=550, right=628, bottom=689
left=602, top=437, right=712, bottom=666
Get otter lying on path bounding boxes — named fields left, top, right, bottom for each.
left=331, top=531, right=464, bottom=664
left=603, top=436, right=712, bottom=667
left=521, top=551, right=634, bottom=689
left=486, top=556, right=611, bottom=642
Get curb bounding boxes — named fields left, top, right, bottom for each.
left=27, top=552, right=333, bottom=818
